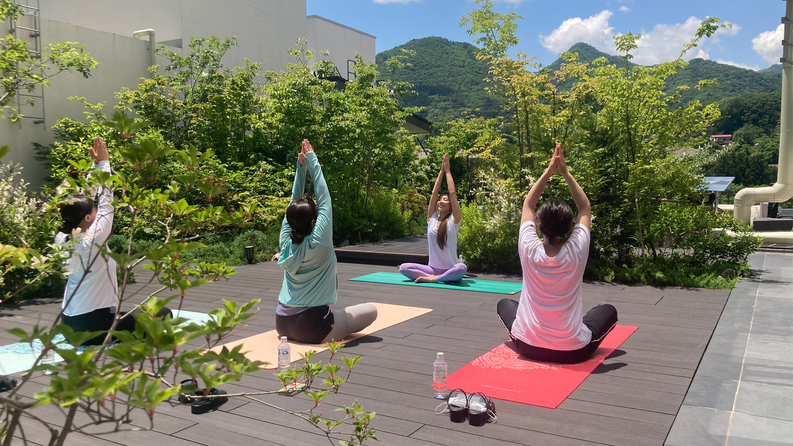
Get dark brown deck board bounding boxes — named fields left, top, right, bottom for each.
left=0, top=240, right=730, bottom=445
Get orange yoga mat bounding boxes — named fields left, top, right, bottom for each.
left=210, top=302, right=432, bottom=369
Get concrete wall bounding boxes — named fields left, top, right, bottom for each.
left=306, top=15, right=376, bottom=79
left=1, top=18, right=165, bottom=187
left=180, top=0, right=306, bottom=72
left=39, top=0, right=184, bottom=43
left=39, top=0, right=307, bottom=71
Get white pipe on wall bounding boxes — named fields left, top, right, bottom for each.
left=734, top=0, right=793, bottom=224
left=132, top=29, right=156, bottom=75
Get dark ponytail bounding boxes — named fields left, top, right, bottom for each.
left=286, top=195, right=317, bottom=244
left=536, top=200, right=574, bottom=246
left=58, top=195, right=95, bottom=236
left=436, top=192, right=451, bottom=250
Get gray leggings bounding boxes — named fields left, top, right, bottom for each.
left=322, top=303, right=379, bottom=343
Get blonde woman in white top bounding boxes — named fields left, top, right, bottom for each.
left=497, top=143, right=617, bottom=364
left=56, top=136, right=171, bottom=345
left=399, top=153, right=467, bottom=283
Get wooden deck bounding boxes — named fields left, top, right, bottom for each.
left=1, top=259, right=730, bottom=445
left=335, top=236, right=429, bottom=266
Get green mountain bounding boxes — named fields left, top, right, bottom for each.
left=545, top=42, right=628, bottom=71
left=376, top=37, right=502, bottom=121
left=377, top=37, right=783, bottom=121
left=761, top=64, right=783, bottom=73
left=664, top=58, right=781, bottom=104
left=545, top=43, right=782, bottom=104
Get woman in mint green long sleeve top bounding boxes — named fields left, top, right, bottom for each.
left=275, top=140, right=377, bottom=344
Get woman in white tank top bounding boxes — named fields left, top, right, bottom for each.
left=399, top=154, right=467, bottom=283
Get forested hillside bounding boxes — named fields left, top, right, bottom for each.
left=665, top=58, right=781, bottom=104
left=375, top=37, right=502, bottom=121
left=378, top=38, right=783, bottom=121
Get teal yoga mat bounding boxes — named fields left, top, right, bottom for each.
left=349, top=272, right=522, bottom=294
left=0, top=310, right=212, bottom=376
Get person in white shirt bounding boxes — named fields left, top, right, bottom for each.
left=57, top=136, right=171, bottom=346
left=399, top=153, right=467, bottom=283
left=497, top=143, right=617, bottom=364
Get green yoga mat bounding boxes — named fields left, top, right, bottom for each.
left=0, top=310, right=212, bottom=376
left=349, top=272, right=522, bottom=294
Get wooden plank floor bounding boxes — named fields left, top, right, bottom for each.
left=336, top=236, right=428, bottom=255
left=0, top=260, right=729, bottom=446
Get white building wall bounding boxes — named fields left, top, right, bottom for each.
left=179, top=0, right=306, bottom=71
left=306, top=15, right=375, bottom=79
left=39, top=0, right=184, bottom=43
left=39, top=0, right=307, bottom=72
left=1, top=18, right=169, bottom=187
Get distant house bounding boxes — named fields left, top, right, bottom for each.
left=712, top=134, right=733, bottom=145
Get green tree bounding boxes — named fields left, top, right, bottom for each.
left=0, top=0, right=97, bottom=120
left=456, top=1, right=760, bottom=280
left=117, top=36, right=263, bottom=163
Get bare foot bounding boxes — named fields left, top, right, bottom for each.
left=415, top=275, right=438, bottom=283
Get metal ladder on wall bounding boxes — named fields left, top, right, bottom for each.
left=10, top=0, right=45, bottom=125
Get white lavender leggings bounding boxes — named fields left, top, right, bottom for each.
left=398, top=263, right=468, bottom=283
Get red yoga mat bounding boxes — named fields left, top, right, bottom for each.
left=446, top=324, right=638, bottom=409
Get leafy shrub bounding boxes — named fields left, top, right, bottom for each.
left=649, top=203, right=762, bottom=265
left=457, top=174, right=522, bottom=274
left=586, top=255, right=750, bottom=289
left=173, top=229, right=280, bottom=266
left=0, top=162, right=64, bottom=300
left=334, top=186, right=423, bottom=245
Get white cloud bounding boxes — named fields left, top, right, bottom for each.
left=373, top=0, right=421, bottom=3
left=715, top=59, right=760, bottom=71
left=631, top=17, right=710, bottom=64
left=539, top=10, right=616, bottom=54
left=619, top=6, right=630, bottom=12
left=753, top=24, right=783, bottom=64
left=542, top=13, right=744, bottom=65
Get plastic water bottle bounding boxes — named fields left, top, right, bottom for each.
left=457, top=254, right=464, bottom=265
left=432, top=352, right=447, bottom=399
left=278, top=336, right=291, bottom=370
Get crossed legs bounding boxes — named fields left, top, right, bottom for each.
left=399, top=263, right=467, bottom=283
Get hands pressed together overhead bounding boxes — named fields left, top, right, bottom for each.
left=545, top=142, right=569, bottom=177
left=299, top=139, right=314, bottom=166
left=441, top=153, right=450, bottom=174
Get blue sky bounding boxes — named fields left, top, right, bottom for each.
left=306, top=0, right=784, bottom=70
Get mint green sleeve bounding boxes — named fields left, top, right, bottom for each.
left=305, top=152, right=333, bottom=246
left=280, top=159, right=307, bottom=248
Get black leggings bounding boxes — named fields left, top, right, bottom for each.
left=275, top=305, right=335, bottom=344
left=497, top=299, right=618, bottom=364
left=63, top=306, right=173, bottom=346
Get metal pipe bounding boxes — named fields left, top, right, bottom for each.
left=734, top=0, right=793, bottom=224
left=132, top=29, right=156, bottom=75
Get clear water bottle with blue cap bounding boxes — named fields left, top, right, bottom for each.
left=278, top=336, right=291, bottom=370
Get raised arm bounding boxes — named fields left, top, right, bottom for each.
left=280, top=148, right=308, bottom=247
left=427, top=161, right=444, bottom=223
left=442, top=154, right=462, bottom=224
left=557, top=144, right=591, bottom=230
left=303, top=141, right=333, bottom=246
left=521, top=144, right=560, bottom=225
left=87, top=136, right=114, bottom=245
